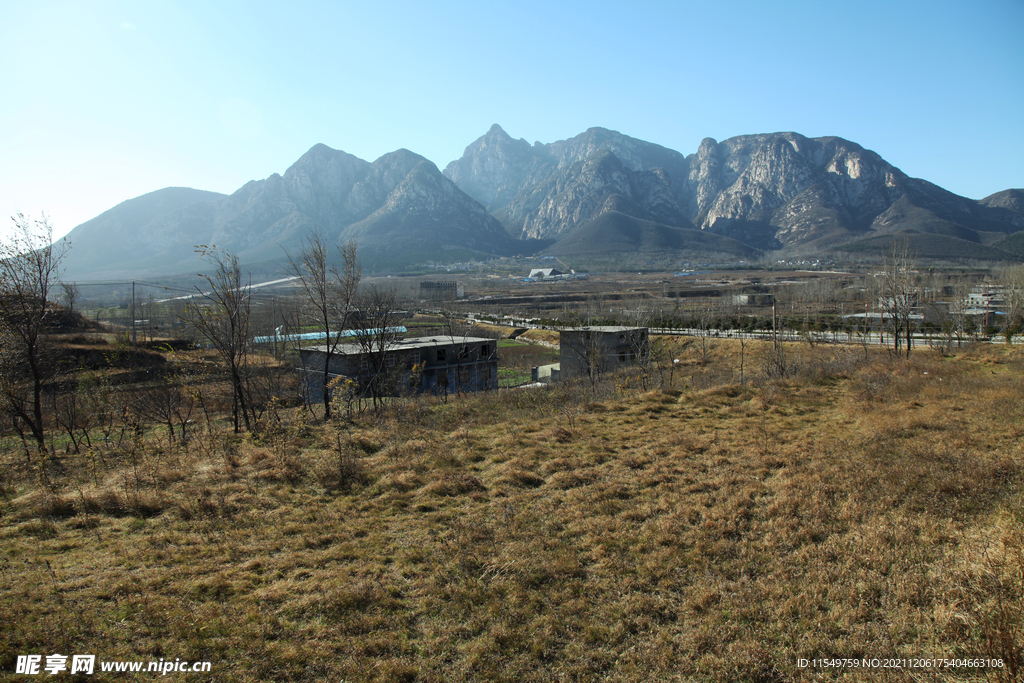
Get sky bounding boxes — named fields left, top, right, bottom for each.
left=2, top=0, right=1022, bottom=243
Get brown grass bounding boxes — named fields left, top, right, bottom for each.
left=1, top=341, right=1022, bottom=681
left=517, top=328, right=560, bottom=345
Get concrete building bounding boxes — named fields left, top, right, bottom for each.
left=558, top=326, right=649, bottom=380
left=299, top=336, right=497, bottom=402
left=732, top=293, right=774, bottom=306
left=531, top=363, right=561, bottom=384
left=420, top=281, right=464, bottom=300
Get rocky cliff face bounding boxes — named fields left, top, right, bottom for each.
left=442, top=124, right=550, bottom=211
left=497, top=149, right=693, bottom=240
left=695, top=133, right=911, bottom=247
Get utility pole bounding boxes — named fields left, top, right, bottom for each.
left=272, top=297, right=278, bottom=360
left=772, top=298, right=778, bottom=346
left=132, top=280, right=137, bottom=347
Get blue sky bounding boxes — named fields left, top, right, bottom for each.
left=2, top=0, right=1022, bottom=242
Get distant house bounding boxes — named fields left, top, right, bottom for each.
left=299, top=336, right=498, bottom=402
left=558, top=326, right=649, bottom=380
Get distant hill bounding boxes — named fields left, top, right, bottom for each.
left=61, top=187, right=227, bottom=279
left=980, top=189, right=1024, bottom=214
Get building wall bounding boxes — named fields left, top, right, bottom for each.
left=559, top=328, right=649, bottom=380
left=300, top=338, right=497, bottom=403
left=420, top=281, right=464, bottom=299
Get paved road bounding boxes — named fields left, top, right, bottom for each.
left=466, top=313, right=1019, bottom=347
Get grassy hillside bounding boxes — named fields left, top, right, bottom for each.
left=2, top=340, right=1022, bottom=681
left=837, top=231, right=1020, bottom=262
left=994, top=231, right=1024, bottom=259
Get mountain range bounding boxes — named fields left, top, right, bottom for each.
left=61, top=126, right=1024, bottom=278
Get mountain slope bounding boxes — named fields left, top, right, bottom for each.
left=980, top=189, right=1024, bottom=215
left=60, top=187, right=227, bottom=278
left=340, top=157, right=520, bottom=266
left=543, top=211, right=757, bottom=258
left=497, top=149, right=694, bottom=240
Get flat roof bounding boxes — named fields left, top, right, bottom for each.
left=301, top=336, right=496, bottom=354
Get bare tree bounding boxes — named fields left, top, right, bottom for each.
left=997, top=265, right=1024, bottom=344
left=137, top=354, right=200, bottom=444
left=762, top=294, right=787, bottom=379
left=0, top=214, right=69, bottom=454
left=557, top=310, right=607, bottom=394
left=881, top=239, right=917, bottom=359
left=287, top=232, right=361, bottom=419
left=623, top=296, right=654, bottom=390
left=693, top=298, right=717, bottom=363
left=60, top=281, right=80, bottom=316
left=945, top=278, right=971, bottom=350
left=436, top=293, right=477, bottom=396
left=182, top=247, right=253, bottom=433
left=352, top=285, right=402, bottom=409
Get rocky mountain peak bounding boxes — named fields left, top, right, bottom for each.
left=697, top=138, right=719, bottom=158
left=443, top=125, right=542, bottom=210
left=981, top=189, right=1024, bottom=213
left=485, top=123, right=511, bottom=139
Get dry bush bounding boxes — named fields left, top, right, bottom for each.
left=311, top=437, right=369, bottom=491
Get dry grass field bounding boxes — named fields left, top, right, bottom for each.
left=2, top=339, right=1022, bottom=682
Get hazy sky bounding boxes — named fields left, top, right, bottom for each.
left=2, top=0, right=1022, bottom=243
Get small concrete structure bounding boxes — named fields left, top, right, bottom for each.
left=299, top=336, right=497, bottom=402
left=531, top=363, right=561, bottom=384
left=732, top=293, right=774, bottom=306
left=558, top=326, right=649, bottom=380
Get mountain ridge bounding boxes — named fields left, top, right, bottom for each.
left=446, top=126, right=1023, bottom=262
left=60, top=127, right=1024, bottom=278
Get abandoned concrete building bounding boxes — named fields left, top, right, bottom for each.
left=299, top=336, right=498, bottom=402
left=419, top=281, right=464, bottom=300
left=558, top=326, right=649, bottom=380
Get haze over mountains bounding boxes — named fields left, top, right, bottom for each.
left=61, top=126, right=1024, bottom=278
